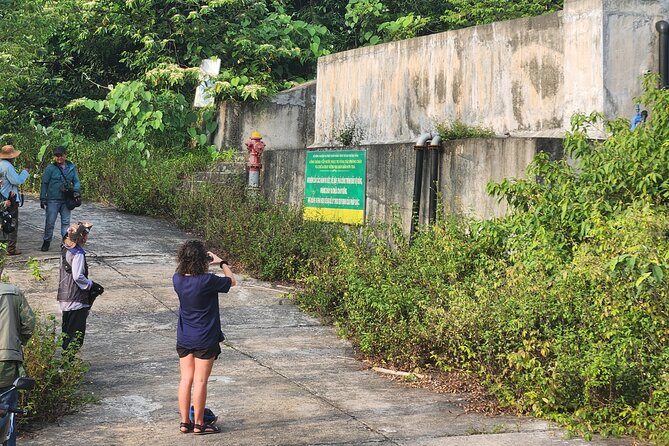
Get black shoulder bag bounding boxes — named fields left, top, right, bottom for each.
left=58, top=166, right=82, bottom=210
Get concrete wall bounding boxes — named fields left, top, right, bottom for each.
left=316, top=13, right=564, bottom=145
left=262, top=138, right=562, bottom=228
left=217, top=0, right=669, bottom=228
left=439, top=138, right=563, bottom=219
left=564, top=0, right=669, bottom=127
left=314, top=0, right=669, bottom=145
left=214, top=81, right=316, bottom=150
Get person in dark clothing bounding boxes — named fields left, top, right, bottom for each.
left=173, top=240, right=235, bottom=435
left=57, top=222, right=104, bottom=352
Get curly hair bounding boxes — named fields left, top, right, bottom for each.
left=176, top=240, right=209, bottom=275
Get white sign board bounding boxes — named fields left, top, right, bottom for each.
left=194, top=58, right=221, bottom=108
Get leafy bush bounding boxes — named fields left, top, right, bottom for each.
left=10, top=71, right=669, bottom=446
left=19, top=75, right=665, bottom=442
left=296, top=78, right=669, bottom=444
left=20, top=313, right=91, bottom=426
left=173, top=180, right=344, bottom=281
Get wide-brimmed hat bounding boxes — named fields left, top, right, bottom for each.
left=0, top=145, right=21, bottom=159
left=63, top=222, right=92, bottom=248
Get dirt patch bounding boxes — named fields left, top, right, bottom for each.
left=366, top=362, right=514, bottom=415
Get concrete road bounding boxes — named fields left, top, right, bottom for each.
left=5, top=198, right=638, bottom=445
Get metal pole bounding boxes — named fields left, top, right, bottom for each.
left=657, top=21, right=669, bottom=88
left=428, top=146, right=439, bottom=224
left=410, top=146, right=425, bottom=237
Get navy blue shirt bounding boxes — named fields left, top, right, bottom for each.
left=173, top=273, right=232, bottom=350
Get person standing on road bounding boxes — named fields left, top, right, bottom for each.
left=0, top=145, right=29, bottom=256
left=57, top=222, right=104, bottom=353
left=0, top=283, right=35, bottom=446
left=39, top=146, right=81, bottom=252
left=173, top=240, right=236, bottom=435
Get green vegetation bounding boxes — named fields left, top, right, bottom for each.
left=13, top=0, right=669, bottom=442
left=435, top=119, right=495, bottom=140
left=25, top=257, right=44, bottom=281
left=295, top=78, right=669, bottom=444
left=20, top=313, right=92, bottom=426
left=173, top=182, right=345, bottom=281
left=13, top=75, right=661, bottom=443
left=0, top=0, right=563, bottom=134
left=334, top=119, right=366, bottom=146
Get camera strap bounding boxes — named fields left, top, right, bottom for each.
left=57, top=165, right=71, bottom=191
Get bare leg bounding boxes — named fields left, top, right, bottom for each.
left=178, top=354, right=195, bottom=431
left=191, top=357, right=215, bottom=428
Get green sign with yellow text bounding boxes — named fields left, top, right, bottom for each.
left=303, top=150, right=366, bottom=224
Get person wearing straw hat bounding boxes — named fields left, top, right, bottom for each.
left=0, top=145, right=29, bottom=256
left=57, top=222, right=104, bottom=352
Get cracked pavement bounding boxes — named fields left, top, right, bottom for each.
left=4, top=198, right=639, bottom=445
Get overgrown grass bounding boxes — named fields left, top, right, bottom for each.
left=296, top=205, right=669, bottom=443
left=173, top=180, right=345, bottom=281
left=296, top=79, right=669, bottom=444
left=435, top=119, right=495, bottom=140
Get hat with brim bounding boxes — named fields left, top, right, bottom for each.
left=0, top=145, right=21, bottom=159
left=63, top=222, right=92, bottom=248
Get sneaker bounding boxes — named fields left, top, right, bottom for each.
left=7, top=250, right=21, bottom=256
left=41, top=240, right=50, bottom=252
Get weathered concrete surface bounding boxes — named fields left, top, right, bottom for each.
left=6, top=198, right=640, bottom=445
left=215, top=1, right=669, bottom=150
left=314, top=0, right=669, bottom=145
left=219, top=1, right=669, bottom=230
left=262, top=137, right=562, bottom=230
left=215, top=81, right=317, bottom=152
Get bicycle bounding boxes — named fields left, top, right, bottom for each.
left=0, top=377, right=35, bottom=446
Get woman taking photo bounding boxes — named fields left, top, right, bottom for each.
left=173, top=240, right=236, bottom=435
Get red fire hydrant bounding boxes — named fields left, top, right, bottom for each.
left=245, top=131, right=265, bottom=188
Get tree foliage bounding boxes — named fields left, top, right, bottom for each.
left=1, top=0, right=563, bottom=133
left=0, top=0, right=61, bottom=127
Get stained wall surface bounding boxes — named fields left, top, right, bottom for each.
left=216, top=0, right=669, bottom=226
left=262, top=137, right=561, bottom=228
left=314, top=0, right=668, bottom=144
left=214, top=81, right=316, bottom=151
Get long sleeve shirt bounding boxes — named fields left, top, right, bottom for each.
left=40, top=161, right=81, bottom=202
left=57, top=246, right=93, bottom=311
left=0, top=284, right=35, bottom=386
left=0, top=160, right=29, bottom=202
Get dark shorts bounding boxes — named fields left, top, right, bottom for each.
left=176, top=344, right=221, bottom=360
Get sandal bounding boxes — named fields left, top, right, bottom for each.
left=193, top=423, right=221, bottom=435
left=179, top=422, right=193, bottom=433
